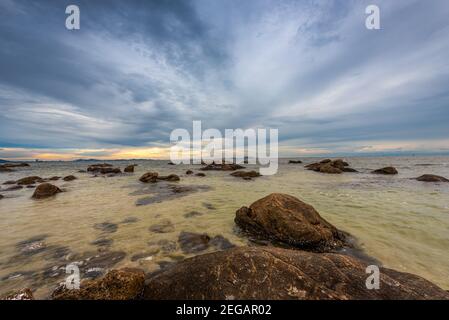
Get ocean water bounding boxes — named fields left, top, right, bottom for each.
left=0, top=156, right=448, bottom=298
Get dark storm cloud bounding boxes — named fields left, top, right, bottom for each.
left=0, top=0, right=449, bottom=156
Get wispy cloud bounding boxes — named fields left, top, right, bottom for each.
left=1, top=0, right=449, bottom=159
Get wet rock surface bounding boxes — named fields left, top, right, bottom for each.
left=372, top=167, right=398, bottom=175
left=149, top=219, right=175, bottom=233
left=143, top=246, right=449, bottom=300
left=32, top=183, right=62, bottom=199
left=63, top=175, right=77, bottom=181
left=195, top=173, right=206, bottom=177
left=186, top=170, right=193, bottom=175
left=235, top=193, right=348, bottom=252
left=3, top=185, right=23, bottom=191
left=414, top=174, right=449, bottom=182
left=93, top=222, right=118, bottom=233
left=289, top=160, right=303, bottom=164
left=139, top=172, right=159, bottom=183
left=52, top=268, right=145, bottom=300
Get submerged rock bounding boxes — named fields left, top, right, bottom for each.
left=372, top=167, right=398, bottom=175
left=15, top=235, right=48, bottom=256
left=186, top=170, right=193, bottom=175
left=157, top=174, right=180, bottom=182
left=235, top=193, right=348, bottom=252
left=52, top=268, right=145, bottom=300
left=0, top=194, right=3, bottom=200
left=178, top=232, right=211, bottom=254
left=414, top=174, right=449, bottom=182
left=121, top=217, right=139, bottom=224
left=32, top=183, right=62, bottom=199
left=178, top=232, right=235, bottom=254
left=230, top=171, right=261, bottom=180
left=3, top=185, right=23, bottom=191
left=47, top=176, right=61, bottom=181
left=63, top=175, right=77, bottom=182
left=195, top=173, right=206, bottom=177
left=91, top=238, right=113, bottom=247
left=93, top=222, right=118, bottom=233
left=1, top=288, right=34, bottom=300
left=2, top=180, right=16, bottom=185
left=200, top=163, right=245, bottom=171
left=289, top=160, right=303, bottom=164
left=148, top=219, right=175, bottom=234
left=143, top=246, right=449, bottom=300
left=17, top=176, right=43, bottom=185
left=184, top=211, right=203, bottom=218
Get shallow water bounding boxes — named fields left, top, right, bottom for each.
left=0, top=156, right=448, bottom=298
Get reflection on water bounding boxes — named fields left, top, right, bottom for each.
left=1, top=156, right=449, bottom=298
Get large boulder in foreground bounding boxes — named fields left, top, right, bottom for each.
left=52, top=268, right=145, bottom=300
left=372, top=167, right=398, bottom=175
left=235, top=193, right=347, bottom=251
left=143, top=246, right=449, bottom=300
left=32, top=183, right=62, bottom=199
left=414, top=174, right=449, bottom=182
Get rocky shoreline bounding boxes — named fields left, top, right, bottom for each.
left=1, top=160, right=449, bottom=300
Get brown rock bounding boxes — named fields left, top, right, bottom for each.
left=1, top=288, right=34, bottom=300
left=139, top=172, right=159, bottom=183
left=48, top=176, right=61, bottom=181
left=372, top=167, right=398, bottom=175
left=32, top=183, right=62, bottom=199
left=415, top=174, right=449, bottom=182
left=157, top=174, right=180, bottom=182
left=17, top=176, right=43, bottom=185
left=2, top=180, right=16, bottom=185
left=289, top=160, right=303, bottom=164
left=143, top=246, right=449, bottom=300
left=1, top=162, right=30, bottom=168
left=124, top=165, right=136, bottom=173
left=305, top=159, right=351, bottom=174
left=319, top=163, right=342, bottom=174
left=200, top=163, right=245, bottom=171
left=230, top=171, right=261, bottom=179
left=87, top=163, right=113, bottom=172
left=195, top=173, right=206, bottom=177
left=0, top=194, right=3, bottom=200
left=99, top=167, right=121, bottom=175
left=235, top=193, right=347, bottom=251
left=52, top=268, right=145, bottom=300
left=186, top=170, right=193, bottom=175
left=63, top=175, right=77, bottom=181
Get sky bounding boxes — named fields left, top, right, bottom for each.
left=0, top=0, right=449, bottom=160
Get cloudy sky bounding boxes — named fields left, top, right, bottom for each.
left=1, top=0, right=449, bottom=160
